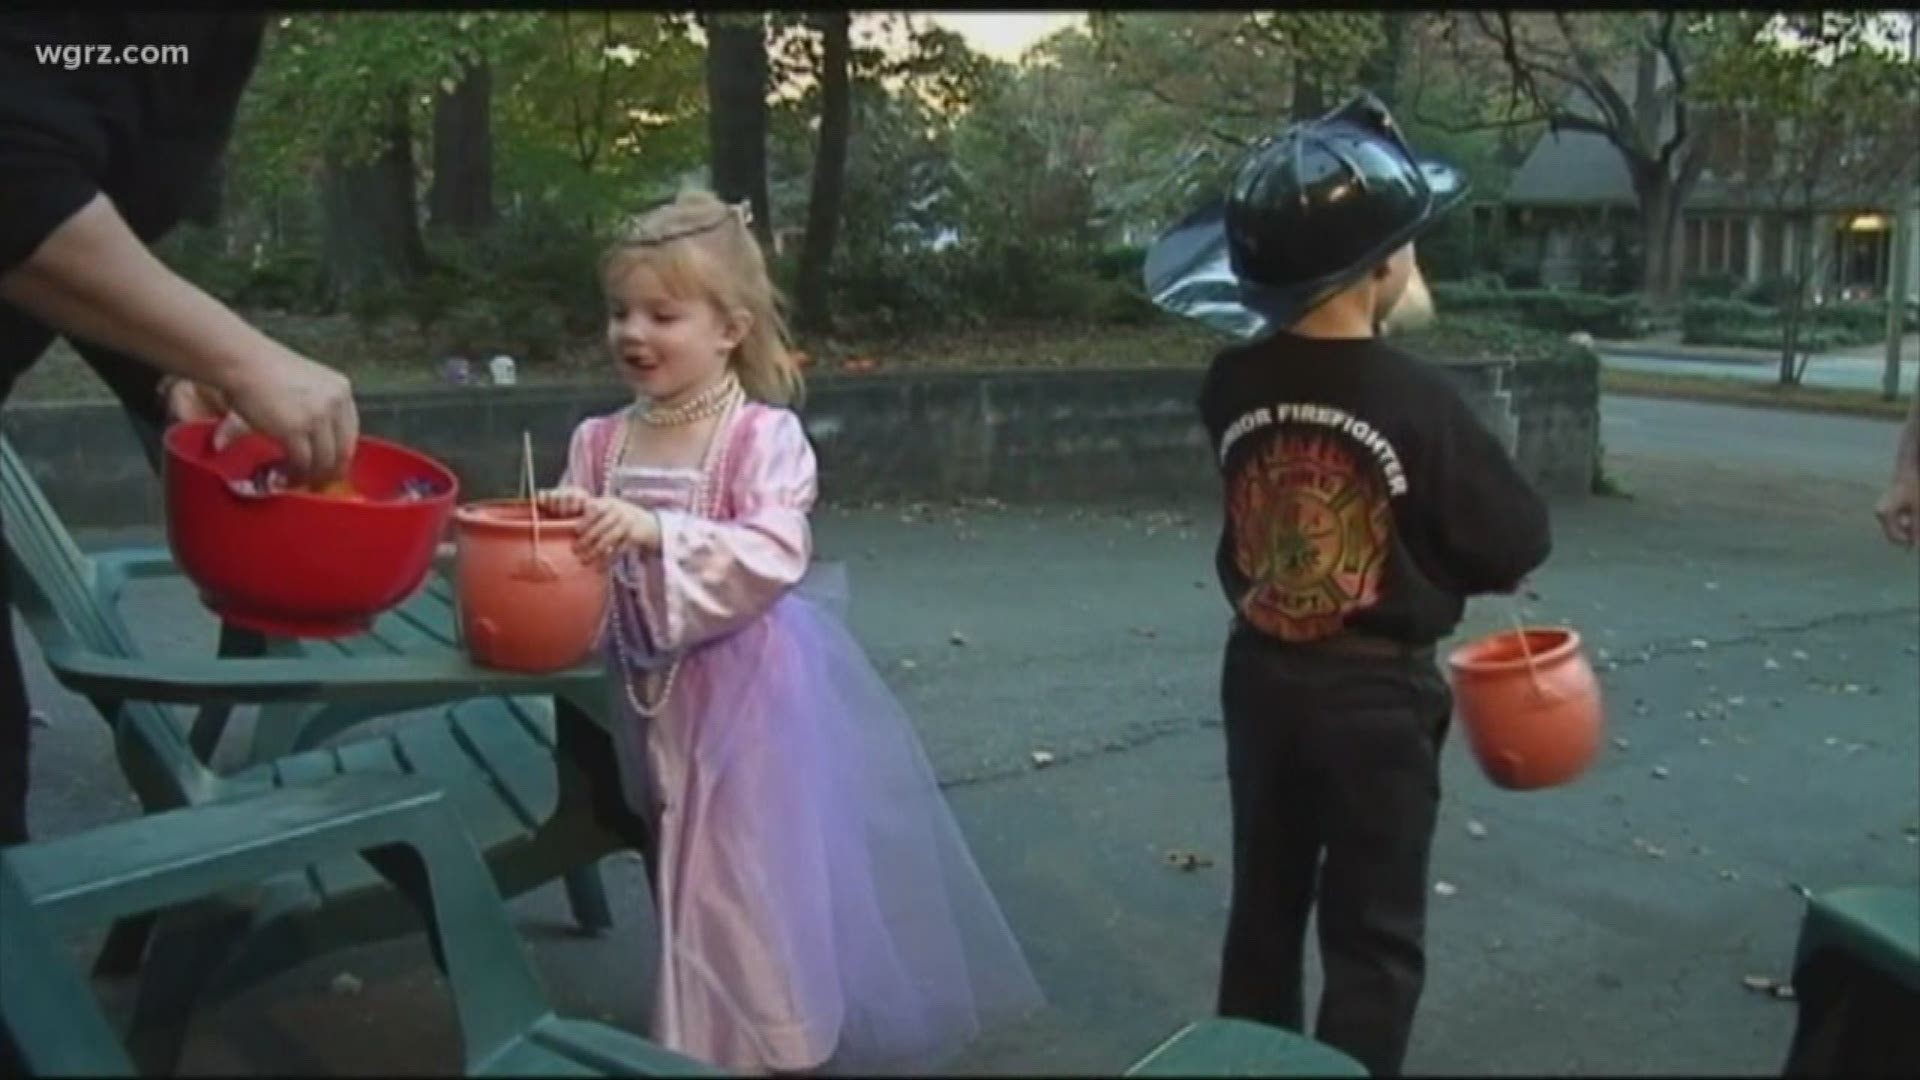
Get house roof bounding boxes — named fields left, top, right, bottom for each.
left=1503, top=55, right=1672, bottom=208
left=1504, top=126, right=1639, bottom=208
left=1501, top=53, right=1917, bottom=213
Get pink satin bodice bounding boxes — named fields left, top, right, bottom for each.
left=558, top=402, right=818, bottom=656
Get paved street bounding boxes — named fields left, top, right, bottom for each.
left=16, top=396, right=1919, bottom=1076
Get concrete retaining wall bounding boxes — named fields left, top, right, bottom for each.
left=3, top=354, right=1598, bottom=532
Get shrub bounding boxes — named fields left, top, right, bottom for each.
left=1398, top=314, right=1590, bottom=365
left=1431, top=285, right=1648, bottom=337
left=1683, top=272, right=1744, bottom=300
left=1682, top=297, right=1916, bottom=349
left=1090, top=244, right=1148, bottom=283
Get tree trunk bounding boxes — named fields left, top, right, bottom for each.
left=794, top=12, right=852, bottom=335
left=703, top=14, right=773, bottom=248
left=321, top=90, right=427, bottom=304
left=1781, top=213, right=1814, bottom=385
left=1292, top=61, right=1325, bottom=119
left=1635, top=178, right=1685, bottom=308
left=429, top=59, right=494, bottom=234
left=1359, top=13, right=1410, bottom=109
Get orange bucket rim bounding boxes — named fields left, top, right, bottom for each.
left=454, top=498, right=591, bottom=535
left=1447, top=626, right=1582, bottom=676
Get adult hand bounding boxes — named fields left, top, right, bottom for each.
left=219, top=341, right=358, bottom=482
left=1875, top=467, right=1918, bottom=548
left=161, top=377, right=254, bottom=450
left=575, top=496, right=662, bottom=562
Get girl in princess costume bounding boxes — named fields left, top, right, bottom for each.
left=538, top=190, right=1043, bottom=1075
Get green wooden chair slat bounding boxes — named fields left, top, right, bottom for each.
left=0, top=434, right=625, bottom=1073
left=0, top=777, right=718, bottom=1077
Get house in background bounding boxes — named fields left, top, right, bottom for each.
left=1496, top=65, right=1920, bottom=303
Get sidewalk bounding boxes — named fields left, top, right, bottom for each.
left=1594, top=332, right=1918, bottom=397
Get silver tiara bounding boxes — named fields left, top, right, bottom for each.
left=616, top=200, right=753, bottom=247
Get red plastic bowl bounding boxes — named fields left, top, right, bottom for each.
left=163, top=419, right=460, bottom=639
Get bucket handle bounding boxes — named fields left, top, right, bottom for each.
left=1504, top=594, right=1551, bottom=699
left=516, top=431, right=559, bottom=582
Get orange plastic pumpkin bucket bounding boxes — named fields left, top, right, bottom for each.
left=1446, top=626, right=1604, bottom=791
left=451, top=500, right=610, bottom=673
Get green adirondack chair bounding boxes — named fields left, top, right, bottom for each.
left=0, top=435, right=653, bottom=1073
left=0, top=774, right=719, bottom=1077
left=1783, top=884, right=1920, bottom=1074
left=1125, top=1019, right=1368, bottom=1077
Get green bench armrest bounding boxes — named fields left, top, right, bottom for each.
left=41, top=644, right=603, bottom=709
left=1794, top=885, right=1920, bottom=995
left=8, top=776, right=455, bottom=935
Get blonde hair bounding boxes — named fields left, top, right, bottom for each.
left=599, top=189, right=804, bottom=407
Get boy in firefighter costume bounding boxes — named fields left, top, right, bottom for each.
left=1144, top=93, right=1553, bottom=1076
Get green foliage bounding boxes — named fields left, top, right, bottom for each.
left=179, top=12, right=1619, bottom=358
left=1694, top=12, right=1920, bottom=217
left=1684, top=273, right=1746, bottom=300
left=1680, top=297, right=1917, bottom=349
left=1432, top=285, right=1649, bottom=338
left=1397, top=314, right=1591, bottom=365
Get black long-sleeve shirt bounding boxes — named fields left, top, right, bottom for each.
left=0, top=13, right=264, bottom=392
left=1198, top=331, right=1552, bottom=649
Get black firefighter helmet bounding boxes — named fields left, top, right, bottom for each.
left=1143, top=91, right=1469, bottom=340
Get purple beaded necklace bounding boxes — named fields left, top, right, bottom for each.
left=601, top=373, right=746, bottom=717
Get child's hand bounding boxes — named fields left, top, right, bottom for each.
left=537, top=486, right=591, bottom=516
left=576, top=497, right=662, bottom=561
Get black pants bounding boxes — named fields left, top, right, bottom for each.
left=1215, top=628, right=1453, bottom=1078
left=2, top=304, right=168, bottom=846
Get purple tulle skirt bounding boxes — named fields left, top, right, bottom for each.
left=608, top=563, right=1044, bottom=1074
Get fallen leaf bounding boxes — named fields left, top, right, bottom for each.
left=949, top=631, right=970, bottom=647
left=1164, top=849, right=1214, bottom=872
left=330, top=972, right=364, bottom=996
left=1030, top=750, right=1055, bottom=769
left=1764, top=658, right=1781, bottom=671
left=1734, top=773, right=1751, bottom=785
left=1466, top=820, right=1488, bottom=839
left=898, top=658, right=918, bottom=671
left=1434, top=881, right=1458, bottom=898
left=1792, top=650, right=1809, bottom=662
left=1652, top=765, right=1671, bottom=780
left=1612, top=736, right=1632, bottom=750
left=1720, top=869, right=1740, bottom=881
left=1690, top=639, right=1710, bottom=651
left=1131, top=627, right=1158, bottom=639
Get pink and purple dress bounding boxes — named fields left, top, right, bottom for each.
left=559, top=400, right=1043, bottom=1075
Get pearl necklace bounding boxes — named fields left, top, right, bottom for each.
left=635, top=372, right=742, bottom=427
left=601, top=381, right=745, bottom=718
